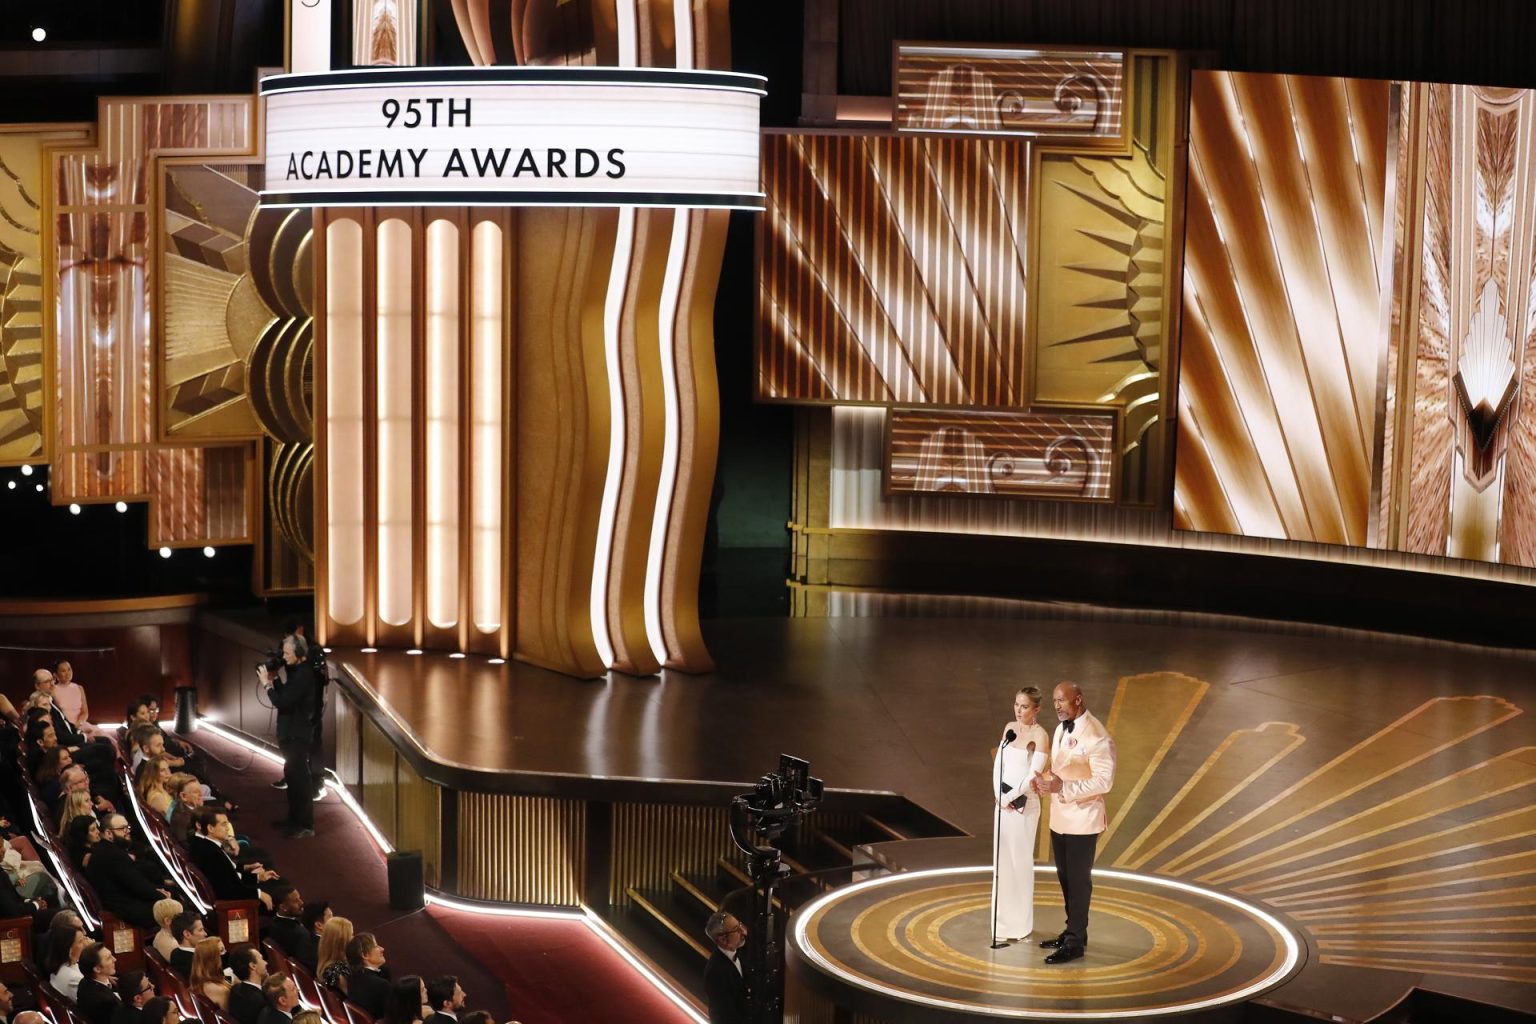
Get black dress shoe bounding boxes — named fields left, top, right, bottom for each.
left=1039, top=935, right=1067, bottom=949
left=280, top=825, right=315, bottom=839
left=1044, top=946, right=1085, bottom=965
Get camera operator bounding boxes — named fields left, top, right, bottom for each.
left=273, top=619, right=327, bottom=802
left=256, top=636, right=317, bottom=838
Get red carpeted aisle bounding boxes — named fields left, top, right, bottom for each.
left=191, top=728, right=693, bottom=1024
left=425, top=905, right=695, bottom=1024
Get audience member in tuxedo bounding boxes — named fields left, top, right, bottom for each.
left=188, top=809, right=273, bottom=910
left=165, top=776, right=199, bottom=845
left=126, top=699, right=206, bottom=777
left=302, top=901, right=331, bottom=945
left=316, top=917, right=353, bottom=993
left=31, top=671, right=114, bottom=783
left=257, top=974, right=299, bottom=1024
left=46, top=923, right=87, bottom=1000
left=703, top=911, right=749, bottom=1024
left=190, top=937, right=230, bottom=1011
left=228, top=948, right=268, bottom=1024
left=75, top=943, right=119, bottom=1024
left=87, top=815, right=170, bottom=928
left=267, top=885, right=317, bottom=971
left=168, top=911, right=206, bottom=979
left=149, top=899, right=182, bottom=961
left=343, top=934, right=391, bottom=1018
left=63, top=815, right=99, bottom=869
left=111, top=972, right=154, bottom=1024
left=423, top=977, right=465, bottom=1024
left=138, top=998, right=177, bottom=1024
left=381, top=977, right=428, bottom=1024
left=0, top=977, right=12, bottom=1024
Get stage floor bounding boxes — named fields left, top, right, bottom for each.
left=330, top=607, right=1536, bottom=1021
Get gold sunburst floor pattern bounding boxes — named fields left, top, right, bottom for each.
left=790, top=866, right=1303, bottom=1021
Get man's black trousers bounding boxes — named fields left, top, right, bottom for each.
left=280, top=740, right=313, bottom=827
left=1050, top=830, right=1098, bottom=948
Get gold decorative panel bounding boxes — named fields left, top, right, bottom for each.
left=1033, top=54, right=1179, bottom=503
left=0, top=125, right=91, bottom=465
left=758, top=132, right=1032, bottom=406
left=457, top=793, right=583, bottom=907
left=886, top=407, right=1115, bottom=501
left=353, top=0, right=418, bottom=67
left=1173, top=72, right=1389, bottom=547
left=49, top=98, right=257, bottom=546
left=894, top=43, right=1126, bottom=140
left=608, top=803, right=731, bottom=907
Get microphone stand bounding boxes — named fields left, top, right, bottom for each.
left=990, top=731, right=1013, bottom=950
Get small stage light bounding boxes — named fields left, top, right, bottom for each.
left=202, top=546, right=215, bottom=557
left=158, top=547, right=172, bottom=558
left=360, top=647, right=378, bottom=653
left=31, top=27, right=46, bottom=43
left=115, top=501, right=127, bottom=512
left=34, top=483, right=43, bottom=493
left=449, top=652, right=466, bottom=659
left=405, top=648, right=423, bottom=656
left=68, top=504, right=81, bottom=515
left=487, top=657, right=506, bottom=665
left=20, top=464, right=33, bottom=476
left=322, top=647, right=332, bottom=653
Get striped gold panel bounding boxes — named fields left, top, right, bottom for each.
left=783, top=970, right=839, bottom=1024
left=50, top=97, right=254, bottom=505
left=457, top=792, right=584, bottom=907
left=148, top=445, right=253, bottom=545
left=394, top=754, right=442, bottom=889
left=887, top=408, right=1115, bottom=501
left=758, top=132, right=1031, bottom=406
left=1173, top=72, right=1391, bottom=547
left=353, top=0, right=418, bottom=66
left=360, top=714, right=398, bottom=845
left=894, top=44, right=1125, bottom=140
left=333, top=690, right=361, bottom=791
left=0, top=125, right=91, bottom=466
left=608, top=803, right=731, bottom=907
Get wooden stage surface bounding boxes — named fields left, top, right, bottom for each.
left=330, top=609, right=1536, bottom=1022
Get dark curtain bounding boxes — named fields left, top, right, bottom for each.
left=839, top=0, right=1536, bottom=96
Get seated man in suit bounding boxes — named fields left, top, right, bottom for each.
left=344, top=934, right=390, bottom=1019
left=257, top=974, right=298, bottom=1024
left=168, top=911, right=206, bottom=979
left=86, top=816, right=170, bottom=929
left=703, top=911, right=749, bottom=1024
left=111, top=972, right=155, bottom=1024
left=188, top=809, right=275, bottom=911
left=267, top=885, right=317, bottom=971
left=75, top=944, right=119, bottom=1024
left=424, top=977, right=465, bottom=1024
left=228, top=948, right=268, bottom=1024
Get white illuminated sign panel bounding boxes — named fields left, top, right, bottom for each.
left=260, top=67, right=765, bottom=209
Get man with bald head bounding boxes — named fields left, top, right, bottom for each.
left=1032, top=681, right=1116, bottom=964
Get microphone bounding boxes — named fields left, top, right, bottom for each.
left=1001, top=728, right=1017, bottom=746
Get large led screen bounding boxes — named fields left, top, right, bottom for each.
left=1174, top=72, right=1536, bottom=569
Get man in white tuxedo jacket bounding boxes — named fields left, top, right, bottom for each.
left=1032, top=682, right=1116, bottom=964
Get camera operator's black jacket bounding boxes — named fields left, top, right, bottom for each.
left=269, top=661, right=318, bottom=748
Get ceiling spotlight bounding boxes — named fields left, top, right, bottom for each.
left=360, top=647, right=378, bottom=654
left=405, top=648, right=423, bottom=656
left=321, top=647, right=332, bottom=654
left=487, top=657, right=506, bottom=665
left=202, top=546, right=215, bottom=557
left=31, top=27, right=45, bottom=43
left=68, top=503, right=81, bottom=515
left=19, top=464, right=32, bottom=476
left=115, top=501, right=127, bottom=513
left=448, top=652, right=466, bottom=659
left=158, top=547, right=172, bottom=558
left=34, top=483, right=43, bottom=492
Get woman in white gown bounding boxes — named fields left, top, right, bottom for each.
left=991, top=686, right=1051, bottom=942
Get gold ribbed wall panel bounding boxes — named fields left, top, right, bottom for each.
left=395, top=754, right=442, bottom=889
left=334, top=692, right=361, bottom=791
left=360, top=714, right=398, bottom=843
left=457, top=793, right=584, bottom=906
left=608, top=803, right=732, bottom=907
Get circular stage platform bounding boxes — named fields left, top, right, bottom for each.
left=788, top=866, right=1305, bottom=1022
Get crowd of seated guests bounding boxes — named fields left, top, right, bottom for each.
left=0, top=664, right=511, bottom=1024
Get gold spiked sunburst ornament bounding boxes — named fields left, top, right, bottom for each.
left=1451, top=279, right=1519, bottom=491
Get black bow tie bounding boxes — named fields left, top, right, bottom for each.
left=1062, top=718, right=1075, bottom=734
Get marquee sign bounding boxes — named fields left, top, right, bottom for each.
left=260, top=67, right=766, bottom=209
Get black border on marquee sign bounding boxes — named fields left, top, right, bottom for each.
left=258, top=190, right=766, bottom=208
left=260, top=66, right=767, bottom=95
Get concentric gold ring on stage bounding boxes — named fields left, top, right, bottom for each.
left=788, top=866, right=1304, bottom=1021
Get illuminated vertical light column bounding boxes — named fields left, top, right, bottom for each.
left=469, top=217, right=506, bottom=652
left=324, top=216, right=366, bottom=631
left=425, top=217, right=462, bottom=637
left=375, top=216, right=415, bottom=631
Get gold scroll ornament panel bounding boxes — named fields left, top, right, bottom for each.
left=1174, top=72, right=1536, bottom=571
left=0, top=125, right=92, bottom=466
